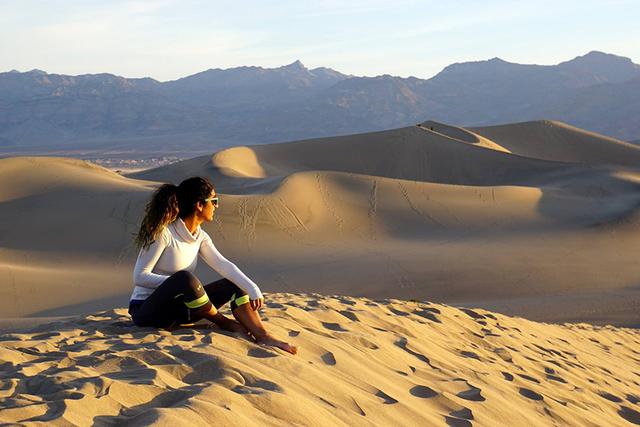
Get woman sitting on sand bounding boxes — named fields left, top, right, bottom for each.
left=129, top=176, right=297, bottom=354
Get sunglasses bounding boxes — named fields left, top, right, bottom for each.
left=204, top=196, right=219, bottom=207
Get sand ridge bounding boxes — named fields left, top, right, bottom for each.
left=1, top=294, right=639, bottom=426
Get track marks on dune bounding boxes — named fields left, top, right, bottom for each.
left=238, top=197, right=263, bottom=250
left=315, top=173, right=344, bottom=233
left=276, top=197, right=308, bottom=232
left=397, top=182, right=443, bottom=226
left=368, top=180, right=378, bottom=240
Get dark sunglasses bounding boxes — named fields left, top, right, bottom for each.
left=204, top=196, right=219, bottom=207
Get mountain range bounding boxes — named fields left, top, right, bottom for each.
left=1, top=51, right=639, bottom=154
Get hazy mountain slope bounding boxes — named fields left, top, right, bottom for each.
left=1, top=51, right=640, bottom=152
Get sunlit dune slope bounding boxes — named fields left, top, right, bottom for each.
left=1, top=294, right=639, bottom=426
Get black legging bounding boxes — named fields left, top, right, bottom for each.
left=129, top=270, right=249, bottom=328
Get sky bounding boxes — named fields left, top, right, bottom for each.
left=1, top=0, right=639, bottom=82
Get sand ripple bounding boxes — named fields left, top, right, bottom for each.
left=1, top=294, right=639, bottom=426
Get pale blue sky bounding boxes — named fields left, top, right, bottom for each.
left=1, top=0, right=638, bottom=81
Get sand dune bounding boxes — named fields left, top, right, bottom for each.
left=471, top=120, right=640, bottom=166
left=122, top=121, right=640, bottom=326
left=1, top=294, right=639, bottom=425
left=2, top=120, right=640, bottom=425
left=0, top=157, right=155, bottom=317
left=2, top=120, right=640, bottom=325
left=131, top=124, right=572, bottom=188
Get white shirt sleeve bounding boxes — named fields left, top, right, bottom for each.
left=199, top=232, right=263, bottom=300
left=132, top=229, right=171, bottom=288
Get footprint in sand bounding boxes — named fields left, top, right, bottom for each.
left=339, top=310, right=359, bottom=322
left=306, top=299, right=320, bottom=308
left=288, top=330, right=300, bottom=337
left=395, top=337, right=438, bottom=369
left=340, top=334, right=379, bottom=350
left=321, top=322, right=348, bottom=332
left=481, top=328, right=500, bottom=337
left=232, top=379, right=283, bottom=395
left=493, top=348, right=512, bottom=362
left=627, top=394, right=640, bottom=404
left=321, top=352, right=336, bottom=366
left=445, top=416, right=473, bottom=427
left=375, top=389, right=398, bottom=404
left=409, top=385, right=438, bottom=398
left=456, top=384, right=485, bottom=402
left=450, top=408, right=473, bottom=420
left=460, top=308, right=485, bottom=320
left=388, top=307, right=410, bottom=316
left=247, top=347, right=278, bottom=358
left=516, top=373, right=540, bottom=384
left=413, top=309, right=441, bottom=323
left=266, top=302, right=285, bottom=309
left=502, top=372, right=514, bottom=381
left=598, top=391, right=623, bottom=403
left=519, top=388, right=544, bottom=401
left=619, top=406, right=640, bottom=425
left=337, top=298, right=356, bottom=306
left=546, top=374, right=567, bottom=384
left=460, top=351, right=481, bottom=361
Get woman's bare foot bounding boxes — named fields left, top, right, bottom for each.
left=211, top=314, right=248, bottom=334
left=257, top=334, right=299, bottom=355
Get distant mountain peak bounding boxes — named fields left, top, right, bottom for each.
left=557, top=51, right=640, bottom=84
left=434, top=56, right=517, bottom=79
left=561, top=51, right=636, bottom=67
left=282, top=60, right=306, bottom=71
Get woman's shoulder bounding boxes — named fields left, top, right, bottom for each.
left=199, top=227, right=213, bottom=243
left=158, top=224, right=174, bottom=242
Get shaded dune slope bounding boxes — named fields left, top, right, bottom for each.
left=0, top=157, right=153, bottom=254
left=471, top=120, right=640, bottom=166
left=0, top=157, right=156, bottom=317
left=130, top=121, right=640, bottom=192
left=129, top=121, right=640, bottom=230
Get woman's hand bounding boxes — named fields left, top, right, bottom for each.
left=250, top=297, right=264, bottom=311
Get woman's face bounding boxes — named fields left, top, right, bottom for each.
left=198, top=190, right=217, bottom=222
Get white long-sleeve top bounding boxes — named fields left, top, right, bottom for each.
left=131, top=218, right=263, bottom=301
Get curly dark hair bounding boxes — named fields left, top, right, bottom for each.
left=134, top=177, right=215, bottom=251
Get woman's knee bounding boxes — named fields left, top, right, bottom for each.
left=172, top=270, right=202, bottom=291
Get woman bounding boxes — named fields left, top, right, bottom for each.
left=130, top=176, right=297, bottom=354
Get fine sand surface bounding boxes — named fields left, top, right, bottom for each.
left=1, top=294, right=640, bottom=425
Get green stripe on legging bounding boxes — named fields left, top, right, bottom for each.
left=184, top=293, right=210, bottom=309
left=234, top=294, right=250, bottom=306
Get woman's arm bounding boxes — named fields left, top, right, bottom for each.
left=132, top=230, right=170, bottom=288
left=199, top=233, right=263, bottom=302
